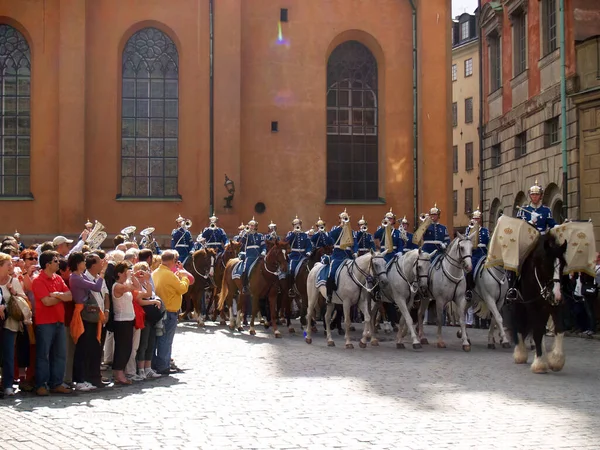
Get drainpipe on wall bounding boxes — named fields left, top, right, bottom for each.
left=559, top=0, right=568, bottom=219
left=408, top=0, right=418, bottom=226
left=209, top=0, right=215, bottom=216
left=477, top=0, right=484, bottom=220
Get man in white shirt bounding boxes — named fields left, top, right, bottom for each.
left=83, top=253, right=109, bottom=388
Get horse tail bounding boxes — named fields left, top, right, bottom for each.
left=471, top=294, right=491, bottom=319
left=218, top=260, right=235, bottom=311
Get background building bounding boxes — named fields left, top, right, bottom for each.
left=452, top=12, right=480, bottom=232
left=480, top=0, right=600, bottom=247
left=0, top=0, right=452, bottom=243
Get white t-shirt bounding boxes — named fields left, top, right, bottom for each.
left=111, top=284, right=135, bottom=322
left=84, top=270, right=109, bottom=310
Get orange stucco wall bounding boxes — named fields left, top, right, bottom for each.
left=1, top=0, right=451, bottom=240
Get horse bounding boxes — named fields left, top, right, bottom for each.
left=417, top=233, right=474, bottom=351
left=470, top=262, right=511, bottom=349
left=375, top=249, right=431, bottom=349
left=280, top=244, right=334, bottom=334
left=217, top=239, right=290, bottom=337
left=510, top=233, right=567, bottom=374
left=305, top=251, right=390, bottom=349
left=180, top=248, right=217, bottom=323
left=204, top=241, right=242, bottom=325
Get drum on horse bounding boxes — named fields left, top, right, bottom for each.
left=218, top=239, right=290, bottom=337
left=510, top=233, right=567, bottom=374
left=305, top=251, right=391, bottom=349
left=204, top=241, right=242, bottom=325
left=180, top=248, right=216, bottom=323
left=374, top=249, right=431, bottom=349
left=470, top=261, right=511, bottom=349
left=416, top=232, right=474, bottom=351
left=280, top=244, right=334, bottom=334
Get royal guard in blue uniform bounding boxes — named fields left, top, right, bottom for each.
left=238, top=217, right=266, bottom=293
left=354, top=216, right=375, bottom=257
left=325, top=209, right=355, bottom=303
left=232, top=222, right=246, bottom=243
left=506, top=180, right=558, bottom=301
left=311, top=217, right=334, bottom=251
left=171, top=215, right=194, bottom=262
left=202, top=215, right=229, bottom=254
left=400, top=216, right=418, bottom=253
left=421, top=204, right=450, bottom=255
left=465, top=207, right=490, bottom=300
left=285, top=216, right=313, bottom=295
left=266, top=221, right=281, bottom=242
left=14, top=230, right=24, bottom=252
left=374, top=209, right=402, bottom=263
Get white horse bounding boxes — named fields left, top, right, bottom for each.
left=470, top=262, right=511, bottom=349
left=417, top=233, right=474, bottom=351
left=305, top=252, right=389, bottom=349
left=376, top=249, right=431, bottom=349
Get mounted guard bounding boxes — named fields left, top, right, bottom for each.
left=464, top=207, right=489, bottom=301
left=374, top=208, right=402, bottom=263
left=267, top=221, right=281, bottom=241
left=505, top=180, right=557, bottom=301
left=354, top=216, right=375, bottom=257
left=418, top=203, right=450, bottom=257
left=201, top=215, right=229, bottom=254
left=400, top=216, right=418, bottom=254
left=237, top=217, right=266, bottom=294
left=285, top=216, right=313, bottom=296
left=311, top=217, right=334, bottom=251
left=324, top=209, right=355, bottom=303
left=140, top=227, right=161, bottom=254
left=171, top=215, right=194, bottom=262
left=14, top=230, right=24, bottom=252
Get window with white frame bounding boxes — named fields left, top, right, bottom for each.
left=452, top=64, right=457, bottom=81
left=461, top=21, right=470, bottom=41
left=465, top=58, right=473, bottom=77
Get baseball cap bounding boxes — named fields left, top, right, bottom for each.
left=53, top=236, right=74, bottom=246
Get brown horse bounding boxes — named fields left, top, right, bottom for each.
left=279, top=244, right=333, bottom=333
left=180, top=248, right=217, bottom=324
left=218, top=239, right=289, bottom=337
left=204, top=241, right=242, bottom=325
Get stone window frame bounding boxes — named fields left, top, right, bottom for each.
left=544, top=117, right=560, bottom=147
left=465, top=97, right=474, bottom=124
left=464, top=187, right=474, bottom=215
left=491, top=143, right=501, bottom=168
left=452, top=63, right=457, bottom=82
left=480, top=2, right=503, bottom=95
left=452, top=102, right=458, bottom=127
left=507, top=0, right=528, bottom=77
left=515, top=131, right=527, bottom=159
left=540, top=0, right=558, bottom=57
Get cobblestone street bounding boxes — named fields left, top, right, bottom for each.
left=2, top=322, right=600, bottom=449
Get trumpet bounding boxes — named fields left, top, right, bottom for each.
left=209, top=222, right=217, bottom=229
left=342, top=217, right=350, bottom=223
left=360, top=225, right=368, bottom=232
left=382, top=218, right=390, bottom=227
left=318, top=225, right=325, bottom=232
left=419, top=213, right=429, bottom=222
left=184, top=219, right=192, bottom=230
left=294, top=224, right=302, bottom=232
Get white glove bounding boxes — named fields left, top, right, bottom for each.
left=441, top=243, right=447, bottom=250
left=306, top=252, right=311, bottom=257
left=530, top=211, right=540, bottom=223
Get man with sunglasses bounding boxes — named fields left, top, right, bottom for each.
left=31, top=251, right=74, bottom=396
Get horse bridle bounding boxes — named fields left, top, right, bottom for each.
left=443, top=239, right=472, bottom=273
left=262, top=246, right=286, bottom=277
left=349, top=254, right=386, bottom=293
left=191, top=253, right=214, bottom=280
left=534, top=259, right=562, bottom=305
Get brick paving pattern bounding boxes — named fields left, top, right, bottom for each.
left=2, top=323, right=600, bottom=449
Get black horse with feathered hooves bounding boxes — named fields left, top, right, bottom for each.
left=509, top=233, right=567, bottom=374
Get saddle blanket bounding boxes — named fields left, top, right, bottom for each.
left=293, top=257, right=307, bottom=279
left=232, top=258, right=259, bottom=280
left=315, top=260, right=349, bottom=289
left=550, top=220, right=597, bottom=276
left=473, top=256, right=486, bottom=280
left=485, top=215, right=539, bottom=275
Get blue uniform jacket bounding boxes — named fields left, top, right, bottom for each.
left=201, top=227, right=229, bottom=253
left=421, top=223, right=450, bottom=254
left=285, top=231, right=313, bottom=273
left=329, top=225, right=354, bottom=261
left=353, top=231, right=375, bottom=255
left=465, top=225, right=489, bottom=268
left=517, top=204, right=557, bottom=234
left=374, top=226, right=402, bottom=262
left=171, top=227, right=194, bottom=262
left=402, top=232, right=419, bottom=253
left=239, top=232, right=266, bottom=275
left=311, top=231, right=334, bottom=249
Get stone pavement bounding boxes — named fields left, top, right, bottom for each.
left=2, top=322, right=600, bottom=450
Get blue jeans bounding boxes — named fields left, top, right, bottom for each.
left=2, top=329, right=17, bottom=390
left=35, top=323, right=67, bottom=389
left=152, top=312, right=177, bottom=372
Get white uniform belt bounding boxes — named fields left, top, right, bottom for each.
left=291, top=248, right=305, bottom=252
left=423, top=240, right=443, bottom=245
left=246, top=245, right=259, bottom=249
left=540, top=231, right=546, bottom=235
left=207, top=242, right=221, bottom=246
left=358, top=248, right=369, bottom=251
left=477, top=244, right=487, bottom=248
left=175, top=244, right=189, bottom=247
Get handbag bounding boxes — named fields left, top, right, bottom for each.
left=80, top=292, right=100, bottom=323
left=142, top=300, right=163, bottom=325
left=5, top=278, right=25, bottom=322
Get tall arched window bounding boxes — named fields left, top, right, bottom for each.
left=0, top=24, right=31, bottom=197
left=327, top=40, right=378, bottom=201
left=121, top=27, right=179, bottom=198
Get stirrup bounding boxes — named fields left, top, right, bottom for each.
left=288, top=289, right=295, bottom=297
left=465, top=290, right=473, bottom=301
left=506, top=288, right=518, bottom=302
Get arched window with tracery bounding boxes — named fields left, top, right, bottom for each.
left=326, top=40, right=378, bottom=201
left=121, top=27, right=179, bottom=198
left=0, top=24, right=31, bottom=197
